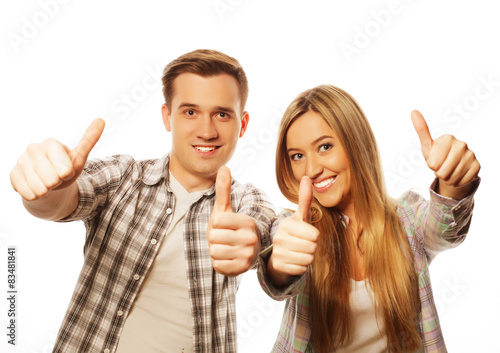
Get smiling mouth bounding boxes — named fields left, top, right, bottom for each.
left=313, top=176, right=337, bottom=189
left=194, top=146, right=220, bottom=153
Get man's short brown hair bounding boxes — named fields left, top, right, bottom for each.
left=162, top=49, right=248, bottom=113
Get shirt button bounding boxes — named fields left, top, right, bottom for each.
left=133, top=274, right=140, bottom=280
left=151, top=239, right=157, bottom=245
left=166, top=208, right=172, bottom=214
left=104, top=349, right=110, bottom=353
left=117, top=310, right=124, bottom=317
left=197, top=316, right=202, bottom=325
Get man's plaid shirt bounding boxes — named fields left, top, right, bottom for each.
left=54, top=154, right=274, bottom=353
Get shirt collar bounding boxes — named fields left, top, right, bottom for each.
left=142, top=154, right=171, bottom=186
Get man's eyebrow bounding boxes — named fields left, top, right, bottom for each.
left=177, top=103, right=236, bottom=115
left=215, top=106, right=236, bottom=114
left=177, top=103, right=199, bottom=110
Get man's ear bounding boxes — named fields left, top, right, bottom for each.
left=162, top=104, right=172, bottom=132
left=239, top=111, right=249, bottom=138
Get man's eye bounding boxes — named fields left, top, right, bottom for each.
left=291, top=153, right=304, bottom=161
left=217, top=112, right=229, bottom=119
left=319, top=144, right=332, bottom=152
left=187, top=110, right=195, bottom=116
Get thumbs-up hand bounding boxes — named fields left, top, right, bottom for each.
left=267, top=176, right=320, bottom=288
left=10, top=118, right=105, bottom=201
left=207, top=166, right=261, bottom=277
left=411, top=110, right=480, bottom=199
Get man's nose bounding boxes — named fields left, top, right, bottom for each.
left=197, top=115, right=218, bottom=140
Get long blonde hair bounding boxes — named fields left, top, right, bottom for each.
left=276, top=85, right=421, bottom=352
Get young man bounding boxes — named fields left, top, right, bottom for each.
left=10, top=49, right=274, bottom=353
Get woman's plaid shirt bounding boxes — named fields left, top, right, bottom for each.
left=257, top=178, right=480, bottom=353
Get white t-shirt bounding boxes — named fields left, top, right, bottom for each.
left=116, top=173, right=208, bottom=353
left=333, top=279, right=388, bottom=353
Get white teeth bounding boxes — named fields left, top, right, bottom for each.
left=195, top=146, right=217, bottom=152
left=313, top=177, right=336, bottom=188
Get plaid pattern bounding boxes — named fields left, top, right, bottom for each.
left=257, top=178, right=480, bottom=353
left=53, top=154, right=274, bottom=353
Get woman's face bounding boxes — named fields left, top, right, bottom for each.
left=286, top=110, right=353, bottom=213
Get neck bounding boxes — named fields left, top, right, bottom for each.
left=168, top=156, right=215, bottom=193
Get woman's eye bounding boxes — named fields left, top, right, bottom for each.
left=319, top=144, right=332, bottom=152
left=290, top=153, right=304, bottom=161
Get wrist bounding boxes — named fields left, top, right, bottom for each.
left=436, top=178, right=475, bottom=200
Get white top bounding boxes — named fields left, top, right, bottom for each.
left=116, top=173, right=207, bottom=353
left=332, top=279, right=388, bottom=353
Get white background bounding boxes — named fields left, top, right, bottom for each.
left=1, top=0, right=499, bottom=352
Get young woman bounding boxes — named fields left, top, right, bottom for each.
left=257, top=85, right=480, bottom=353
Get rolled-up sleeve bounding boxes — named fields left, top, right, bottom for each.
left=398, top=178, right=480, bottom=262
left=236, top=184, right=276, bottom=251
left=56, top=155, right=136, bottom=223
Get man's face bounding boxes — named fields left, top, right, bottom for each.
left=162, top=73, right=249, bottom=191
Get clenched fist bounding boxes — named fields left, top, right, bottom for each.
left=267, top=176, right=320, bottom=287
left=207, top=166, right=261, bottom=277
left=411, top=110, right=480, bottom=199
left=10, top=119, right=105, bottom=201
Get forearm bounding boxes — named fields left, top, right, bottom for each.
left=22, top=182, right=79, bottom=221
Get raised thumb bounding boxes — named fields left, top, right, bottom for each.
left=293, top=176, right=313, bottom=223
left=214, top=166, right=233, bottom=213
left=71, top=118, right=105, bottom=169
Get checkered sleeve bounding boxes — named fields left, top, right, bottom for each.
left=56, top=155, right=136, bottom=223
left=236, top=183, right=276, bottom=255
left=399, top=177, right=480, bottom=262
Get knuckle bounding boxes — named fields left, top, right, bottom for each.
left=435, top=170, right=449, bottom=181
left=45, top=178, right=61, bottom=190
left=243, top=216, right=255, bottom=229
left=455, top=140, right=467, bottom=152
left=23, top=193, right=37, bottom=202
left=426, top=160, right=439, bottom=171
left=25, top=143, right=39, bottom=156
left=442, top=134, right=454, bottom=143
left=33, top=186, right=49, bottom=198
left=311, top=229, right=320, bottom=242
left=246, top=232, right=259, bottom=246
left=43, top=137, right=65, bottom=151
left=305, top=255, right=314, bottom=266
left=43, top=137, right=56, bottom=145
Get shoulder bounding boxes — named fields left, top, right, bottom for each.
left=84, top=154, right=136, bottom=170
left=229, top=178, right=271, bottom=202
left=83, top=154, right=166, bottom=185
